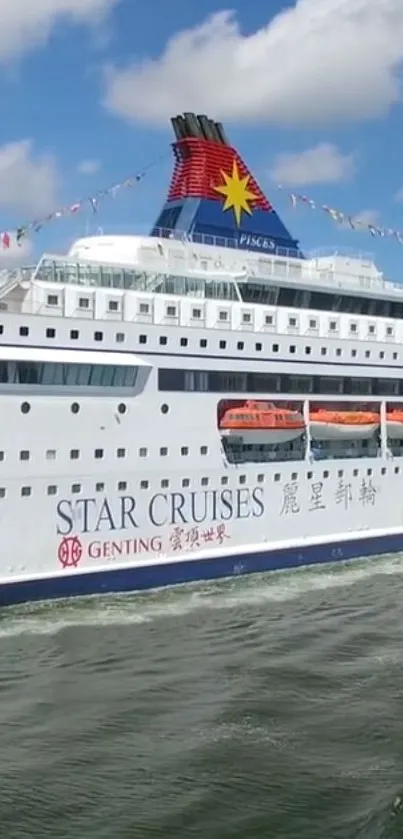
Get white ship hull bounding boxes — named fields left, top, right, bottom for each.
left=310, top=422, right=379, bottom=441
left=220, top=428, right=305, bottom=444
left=0, top=452, right=401, bottom=607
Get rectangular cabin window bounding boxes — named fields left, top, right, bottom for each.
left=0, top=361, right=138, bottom=388
left=47, top=295, right=58, bottom=306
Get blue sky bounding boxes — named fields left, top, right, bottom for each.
left=0, top=0, right=403, bottom=280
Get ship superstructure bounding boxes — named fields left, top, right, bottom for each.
left=1, top=113, right=403, bottom=606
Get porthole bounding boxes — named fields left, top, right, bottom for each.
left=71, top=402, right=80, bottom=414
left=161, top=403, right=169, bottom=414
left=21, top=402, right=30, bottom=414
left=118, top=403, right=126, bottom=415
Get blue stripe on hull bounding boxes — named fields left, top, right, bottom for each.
left=1, top=532, right=403, bottom=607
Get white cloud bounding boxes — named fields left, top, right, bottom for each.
left=104, top=1, right=403, bottom=127
left=77, top=158, right=101, bottom=175
left=0, top=140, right=58, bottom=216
left=0, top=0, right=119, bottom=62
left=270, top=143, right=355, bottom=186
left=395, top=186, right=403, bottom=201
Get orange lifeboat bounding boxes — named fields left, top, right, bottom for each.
left=386, top=409, right=403, bottom=440
left=309, top=409, right=379, bottom=441
left=219, top=401, right=305, bottom=445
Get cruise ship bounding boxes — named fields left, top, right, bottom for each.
left=1, top=111, right=403, bottom=608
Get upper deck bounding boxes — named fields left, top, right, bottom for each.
left=8, top=230, right=402, bottom=307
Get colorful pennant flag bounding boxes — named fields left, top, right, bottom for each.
left=276, top=184, right=403, bottom=245
left=0, top=154, right=164, bottom=250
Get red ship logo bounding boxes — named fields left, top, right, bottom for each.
left=58, top=536, right=83, bottom=568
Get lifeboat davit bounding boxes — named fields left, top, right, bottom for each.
left=386, top=410, right=403, bottom=439
left=309, top=410, right=379, bottom=441
left=219, top=401, right=305, bottom=445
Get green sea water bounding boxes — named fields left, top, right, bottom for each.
left=1, top=555, right=403, bottom=839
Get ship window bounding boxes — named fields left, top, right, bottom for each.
left=71, top=483, right=81, bottom=493
left=94, top=331, right=103, bottom=341
left=255, top=342, right=262, bottom=351
left=242, top=313, right=251, bottom=323
left=0, top=361, right=138, bottom=389
left=289, top=345, right=296, bottom=353
left=140, top=480, right=149, bottom=489
left=219, top=310, right=228, bottom=321
left=323, top=471, right=329, bottom=479
left=321, top=347, right=327, bottom=355
left=46, top=328, right=56, bottom=338
left=180, top=337, right=188, bottom=347
left=181, top=447, right=188, bottom=456
left=351, top=349, right=357, bottom=357
left=393, top=352, right=398, bottom=360
left=221, top=476, right=228, bottom=485
left=379, top=351, right=385, bottom=359
left=0, top=451, right=4, bottom=461
left=367, top=468, right=372, bottom=476
left=96, top=482, right=105, bottom=492
left=70, top=449, right=79, bottom=459
left=200, top=339, right=207, bottom=348
left=21, top=401, right=31, bottom=413
left=386, top=326, right=394, bottom=336
left=118, top=403, right=127, bottom=414
left=395, top=467, right=400, bottom=475
left=139, top=334, right=147, bottom=344
left=21, top=486, right=31, bottom=497
left=200, top=446, right=208, bottom=455
left=329, top=321, right=337, bottom=331
left=239, top=475, right=246, bottom=484
left=116, top=332, right=125, bottom=343
left=70, top=330, right=79, bottom=339
left=237, top=341, right=244, bottom=350
left=288, top=317, right=297, bottom=327
left=274, top=474, right=280, bottom=482
left=368, top=324, right=375, bottom=334
left=381, top=468, right=386, bottom=476
left=309, top=319, right=317, bottom=329
left=118, top=481, right=127, bottom=491
left=79, top=297, right=89, bottom=308
left=182, top=478, right=190, bottom=487
left=219, top=340, right=226, bottom=349
left=0, top=325, right=3, bottom=334
left=117, top=448, right=125, bottom=458
left=201, top=477, right=209, bottom=486
left=349, top=322, right=358, bottom=333
left=305, top=346, right=311, bottom=355
left=365, top=351, right=371, bottom=358
left=46, top=450, right=56, bottom=460
left=139, top=303, right=150, bottom=314
left=257, top=474, right=264, bottom=483
left=307, top=472, right=313, bottom=479
left=353, top=469, right=359, bottom=477
left=47, top=295, right=58, bottom=306
left=19, top=326, right=29, bottom=336
left=94, top=448, right=104, bottom=459
left=160, top=447, right=168, bottom=456
left=139, top=447, right=147, bottom=457
left=159, top=336, right=167, bottom=345
left=71, top=402, right=80, bottom=414
left=192, top=308, right=201, bottom=319
left=47, top=485, right=57, bottom=495
left=272, top=344, right=279, bottom=352
left=108, top=300, right=119, bottom=311
left=166, top=305, right=176, bottom=317
left=0, top=488, right=5, bottom=498
left=336, top=348, right=342, bottom=356
left=161, top=479, right=169, bottom=488
left=20, top=450, right=29, bottom=461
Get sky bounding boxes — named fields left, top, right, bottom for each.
left=1, top=0, right=403, bottom=280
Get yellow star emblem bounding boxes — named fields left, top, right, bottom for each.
left=213, top=160, right=257, bottom=226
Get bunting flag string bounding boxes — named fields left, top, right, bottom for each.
left=276, top=185, right=403, bottom=245
left=0, top=154, right=166, bottom=251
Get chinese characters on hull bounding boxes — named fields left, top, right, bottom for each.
left=280, top=477, right=378, bottom=516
